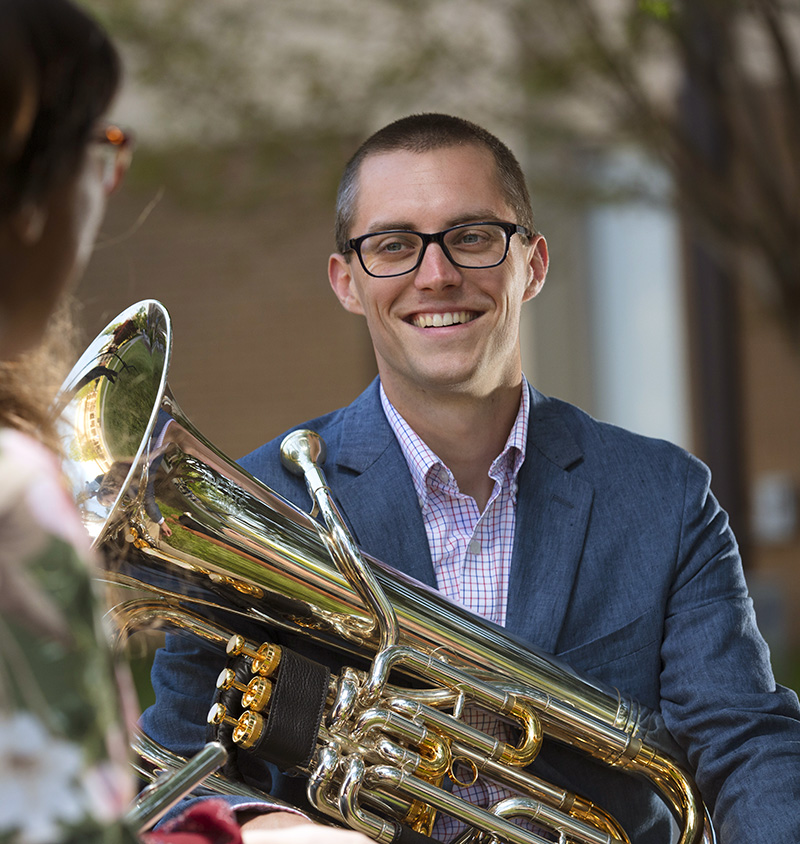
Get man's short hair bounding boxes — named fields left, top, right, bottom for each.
left=334, top=113, right=535, bottom=254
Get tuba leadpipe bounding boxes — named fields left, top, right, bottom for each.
left=56, top=300, right=715, bottom=844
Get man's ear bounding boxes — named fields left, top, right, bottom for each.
left=9, top=200, right=48, bottom=245
left=522, top=234, right=549, bottom=302
left=328, top=252, right=365, bottom=315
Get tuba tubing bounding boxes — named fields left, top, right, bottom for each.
left=57, top=301, right=715, bottom=844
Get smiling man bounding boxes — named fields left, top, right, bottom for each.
left=142, top=114, right=800, bottom=844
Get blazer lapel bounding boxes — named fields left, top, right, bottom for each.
left=330, top=381, right=436, bottom=588
left=505, top=387, right=594, bottom=653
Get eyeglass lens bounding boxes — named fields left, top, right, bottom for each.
left=358, top=223, right=510, bottom=277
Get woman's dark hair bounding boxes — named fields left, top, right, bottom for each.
left=0, top=0, right=121, bottom=448
left=0, top=0, right=122, bottom=217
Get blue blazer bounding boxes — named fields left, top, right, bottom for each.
left=143, top=379, right=800, bottom=843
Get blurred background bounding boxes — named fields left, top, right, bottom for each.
left=75, top=0, right=800, bottom=690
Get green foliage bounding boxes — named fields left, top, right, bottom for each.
left=638, top=0, right=675, bottom=22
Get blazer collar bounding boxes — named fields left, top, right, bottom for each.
left=526, top=384, right=584, bottom=470
left=334, top=380, right=583, bottom=473
left=336, top=379, right=395, bottom=474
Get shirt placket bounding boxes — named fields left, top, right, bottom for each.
left=428, top=471, right=476, bottom=607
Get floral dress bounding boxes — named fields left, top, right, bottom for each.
left=0, top=428, right=137, bottom=844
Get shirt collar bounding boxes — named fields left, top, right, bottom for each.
left=379, top=378, right=530, bottom=505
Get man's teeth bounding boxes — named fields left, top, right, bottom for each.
left=413, top=311, right=474, bottom=328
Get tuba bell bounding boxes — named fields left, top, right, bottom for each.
left=56, top=300, right=715, bottom=844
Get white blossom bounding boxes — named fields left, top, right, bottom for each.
left=0, top=712, right=89, bottom=844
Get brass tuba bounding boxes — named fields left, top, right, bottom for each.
left=56, top=301, right=715, bottom=844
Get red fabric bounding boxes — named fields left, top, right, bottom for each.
left=141, top=800, right=243, bottom=844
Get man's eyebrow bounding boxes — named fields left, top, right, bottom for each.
left=448, top=211, right=506, bottom=226
left=360, top=211, right=507, bottom=235
left=361, top=220, right=417, bottom=234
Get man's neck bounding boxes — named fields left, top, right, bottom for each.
left=382, top=378, right=524, bottom=511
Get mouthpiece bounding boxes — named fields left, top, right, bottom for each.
left=280, top=429, right=327, bottom=475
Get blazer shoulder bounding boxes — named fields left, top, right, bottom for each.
left=237, top=406, right=345, bottom=487
left=238, top=380, right=384, bottom=498
left=531, top=390, right=703, bottom=485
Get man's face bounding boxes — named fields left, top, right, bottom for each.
left=328, top=144, right=548, bottom=405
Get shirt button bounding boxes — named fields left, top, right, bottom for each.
left=468, top=539, right=482, bottom=555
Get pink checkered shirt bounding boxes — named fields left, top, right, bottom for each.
left=379, top=381, right=533, bottom=842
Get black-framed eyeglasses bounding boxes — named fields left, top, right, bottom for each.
left=91, top=123, right=134, bottom=193
left=345, top=221, right=532, bottom=278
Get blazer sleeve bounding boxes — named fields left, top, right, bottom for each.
left=658, top=455, right=800, bottom=842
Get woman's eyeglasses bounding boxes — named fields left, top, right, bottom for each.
left=92, top=123, right=134, bottom=193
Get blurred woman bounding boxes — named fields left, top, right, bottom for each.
left=0, top=3, right=368, bottom=844
left=0, top=1, right=135, bottom=842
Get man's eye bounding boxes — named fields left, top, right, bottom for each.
left=452, top=229, right=490, bottom=247
left=372, top=235, right=416, bottom=255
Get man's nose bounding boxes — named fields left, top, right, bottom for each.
left=413, top=242, right=462, bottom=289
